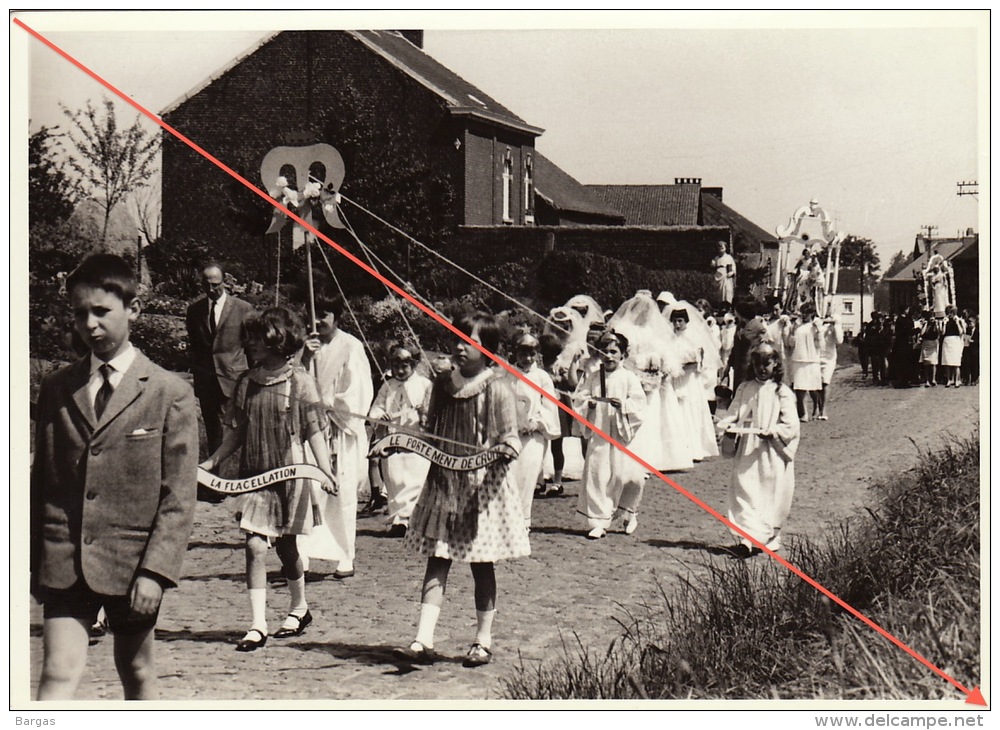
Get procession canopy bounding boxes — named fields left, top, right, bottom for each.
left=774, top=199, right=845, bottom=315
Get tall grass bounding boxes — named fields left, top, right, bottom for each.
left=501, top=433, right=981, bottom=700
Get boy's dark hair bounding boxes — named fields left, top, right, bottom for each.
left=596, top=329, right=629, bottom=356
left=242, top=307, right=306, bottom=360
left=66, top=254, right=138, bottom=304
left=316, top=295, right=346, bottom=320
left=734, top=296, right=758, bottom=321
left=388, top=341, right=421, bottom=363
left=454, top=310, right=501, bottom=353
left=538, top=333, right=563, bottom=366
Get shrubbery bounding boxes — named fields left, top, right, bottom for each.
left=537, top=250, right=718, bottom=311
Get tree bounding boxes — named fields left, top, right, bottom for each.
left=129, top=169, right=162, bottom=246
left=838, top=235, right=881, bottom=276
left=28, top=125, right=78, bottom=225
left=883, top=249, right=910, bottom=279
left=61, top=97, right=160, bottom=247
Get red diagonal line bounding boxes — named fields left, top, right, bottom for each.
left=16, top=18, right=982, bottom=704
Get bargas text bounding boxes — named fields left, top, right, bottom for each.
left=16, top=719, right=55, bottom=726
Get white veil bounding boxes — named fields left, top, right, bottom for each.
left=663, top=299, right=723, bottom=375
left=608, top=290, right=681, bottom=379
left=544, top=295, right=606, bottom=373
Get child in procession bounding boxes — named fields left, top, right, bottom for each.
left=200, top=307, right=336, bottom=652
left=716, top=342, right=800, bottom=558
left=504, top=332, right=561, bottom=531
left=367, top=343, right=434, bottom=537
left=400, top=311, right=529, bottom=668
left=31, top=255, right=198, bottom=699
left=574, top=330, right=647, bottom=540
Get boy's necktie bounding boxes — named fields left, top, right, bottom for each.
left=95, top=363, right=114, bottom=419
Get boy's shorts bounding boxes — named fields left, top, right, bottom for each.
left=38, top=580, right=159, bottom=635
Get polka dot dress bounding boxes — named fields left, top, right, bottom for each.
left=405, top=368, right=531, bottom=563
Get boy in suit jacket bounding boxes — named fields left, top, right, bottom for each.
left=31, top=254, right=198, bottom=700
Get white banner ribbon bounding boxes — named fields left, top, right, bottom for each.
left=198, top=464, right=334, bottom=495
left=368, top=433, right=510, bottom=472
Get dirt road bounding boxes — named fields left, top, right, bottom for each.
left=24, top=366, right=982, bottom=702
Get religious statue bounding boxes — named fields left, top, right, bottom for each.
left=920, top=247, right=955, bottom=318
left=775, top=198, right=844, bottom=314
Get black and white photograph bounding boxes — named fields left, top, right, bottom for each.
left=13, top=9, right=988, bottom=720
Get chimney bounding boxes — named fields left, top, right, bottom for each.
left=396, top=30, right=423, bottom=48
left=674, top=177, right=702, bottom=185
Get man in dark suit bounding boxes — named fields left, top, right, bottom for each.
left=185, top=263, right=255, bottom=455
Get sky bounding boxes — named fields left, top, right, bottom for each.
left=14, top=9, right=987, bottom=271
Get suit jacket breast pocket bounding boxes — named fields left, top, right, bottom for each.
left=125, top=428, right=160, bottom=442
left=120, top=432, right=163, bottom=492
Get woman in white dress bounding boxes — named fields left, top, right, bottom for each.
left=784, top=304, right=823, bottom=422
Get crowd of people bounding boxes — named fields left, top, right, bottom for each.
left=30, top=253, right=980, bottom=699
left=854, top=305, right=980, bottom=389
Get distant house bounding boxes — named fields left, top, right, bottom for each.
left=586, top=179, right=779, bottom=278
left=884, top=230, right=979, bottom=314
left=828, top=268, right=873, bottom=339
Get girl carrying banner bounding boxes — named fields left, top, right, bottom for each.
left=399, top=311, right=529, bottom=668
left=200, top=307, right=335, bottom=652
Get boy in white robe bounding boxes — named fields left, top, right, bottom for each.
left=368, top=344, right=433, bottom=537
left=573, top=331, right=646, bottom=539
left=716, top=343, right=800, bottom=557
left=504, top=334, right=561, bottom=530
left=300, top=296, right=374, bottom=578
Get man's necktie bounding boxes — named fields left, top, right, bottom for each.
left=209, top=300, right=217, bottom=338
left=95, top=363, right=114, bottom=420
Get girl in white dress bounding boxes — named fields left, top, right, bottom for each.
left=574, top=330, right=647, bottom=539
left=608, top=290, right=692, bottom=478
left=666, top=305, right=720, bottom=462
left=716, top=343, right=800, bottom=557
left=368, top=344, right=433, bottom=536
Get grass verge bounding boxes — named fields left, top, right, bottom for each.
left=500, top=432, right=981, bottom=700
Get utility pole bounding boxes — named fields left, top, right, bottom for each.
left=956, top=180, right=978, bottom=197
left=921, top=225, right=938, bottom=239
